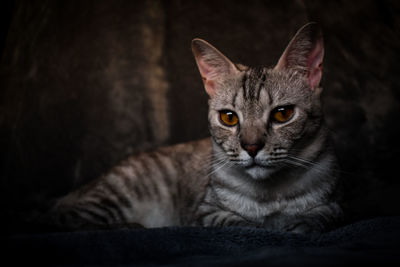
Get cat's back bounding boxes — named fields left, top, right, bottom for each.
left=122, top=137, right=212, bottom=190
left=140, top=137, right=213, bottom=179
left=51, top=138, right=212, bottom=229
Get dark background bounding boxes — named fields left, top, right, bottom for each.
left=1, top=0, right=399, bottom=232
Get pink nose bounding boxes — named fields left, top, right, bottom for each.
left=242, top=143, right=264, bottom=158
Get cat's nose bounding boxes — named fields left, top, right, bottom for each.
left=241, top=142, right=264, bottom=158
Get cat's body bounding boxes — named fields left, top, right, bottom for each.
left=52, top=138, right=212, bottom=229
left=48, top=23, right=342, bottom=233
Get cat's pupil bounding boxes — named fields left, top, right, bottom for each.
left=279, top=108, right=288, bottom=117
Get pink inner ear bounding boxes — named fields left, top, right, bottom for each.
left=197, top=58, right=217, bottom=97
left=204, top=80, right=215, bottom=97
left=309, top=67, right=322, bottom=89
left=197, top=58, right=212, bottom=77
left=307, top=41, right=324, bottom=89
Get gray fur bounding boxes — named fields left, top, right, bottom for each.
left=47, top=23, right=342, bottom=233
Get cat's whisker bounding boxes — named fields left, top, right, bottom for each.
left=287, top=155, right=317, bottom=166
left=202, top=154, right=227, bottom=165
left=195, top=152, right=225, bottom=166
left=197, top=156, right=228, bottom=174
left=207, top=159, right=230, bottom=178
left=283, top=159, right=313, bottom=171
left=285, top=156, right=333, bottom=177
left=285, top=156, right=320, bottom=171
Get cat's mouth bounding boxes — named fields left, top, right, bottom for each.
left=243, top=161, right=277, bottom=180
left=235, top=159, right=272, bottom=169
left=230, top=158, right=278, bottom=179
left=245, top=162, right=261, bottom=169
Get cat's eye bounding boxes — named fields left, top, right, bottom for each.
left=271, top=105, right=295, bottom=123
left=219, top=110, right=239, bottom=127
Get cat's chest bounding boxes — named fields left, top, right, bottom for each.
left=211, top=183, right=319, bottom=223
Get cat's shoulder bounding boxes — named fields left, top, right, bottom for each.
left=122, top=137, right=212, bottom=163
left=159, top=137, right=212, bottom=154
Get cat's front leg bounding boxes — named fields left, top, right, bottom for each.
left=196, top=204, right=257, bottom=227
left=263, top=214, right=320, bottom=234
left=281, top=216, right=323, bottom=234
left=264, top=202, right=342, bottom=234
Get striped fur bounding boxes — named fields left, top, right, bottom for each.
left=49, top=23, right=342, bottom=233
left=50, top=139, right=212, bottom=229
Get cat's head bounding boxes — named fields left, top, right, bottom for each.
left=192, top=23, right=326, bottom=180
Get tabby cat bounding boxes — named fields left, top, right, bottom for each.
left=48, top=23, right=342, bottom=233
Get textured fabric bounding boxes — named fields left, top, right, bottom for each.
left=6, top=216, right=400, bottom=266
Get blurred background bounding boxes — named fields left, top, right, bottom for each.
left=1, top=0, right=399, bottom=232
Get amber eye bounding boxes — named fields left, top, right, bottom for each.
left=271, top=105, right=295, bottom=123
left=219, top=110, right=239, bottom=127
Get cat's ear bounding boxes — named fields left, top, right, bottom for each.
left=275, top=22, right=324, bottom=90
left=192, top=39, right=239, bottom=97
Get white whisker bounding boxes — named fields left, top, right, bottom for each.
left=285, top=155, right=335, bottom=177
left=207, top=159, right=231, bottom=178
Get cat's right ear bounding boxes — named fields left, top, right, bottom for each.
left=192, top=39, right=239, bottom=97
left=275, top=22, right=324, bottom=90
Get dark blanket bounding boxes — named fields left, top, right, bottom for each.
left=5, top=216, right=400, bottom=266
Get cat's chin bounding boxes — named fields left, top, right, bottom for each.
left=244, top=165, right=275, bottom=180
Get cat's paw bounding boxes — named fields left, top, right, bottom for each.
left=283, top=220, right=321, bottom=234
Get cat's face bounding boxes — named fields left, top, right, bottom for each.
left=192, top=23, right=325, bottom=180
left=208, top=68, right=322, bottom=179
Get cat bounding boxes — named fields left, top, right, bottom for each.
left=46, top=22, right=342, bottom=234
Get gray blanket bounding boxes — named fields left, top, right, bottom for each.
left=5, top=216, right=400, bottom=266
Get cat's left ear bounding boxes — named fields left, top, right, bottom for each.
left=274, top=22, right=324, bottom=90
left=192, top=39, right=240, bottom=97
